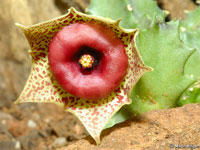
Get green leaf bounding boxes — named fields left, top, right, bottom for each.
left=177, top=6, right=200, bottom=106
left=124, top=20, right=196, bottom=115
left=128, top=0, right=166, bottom=26
left=104, top=20, right=198, bottom=128
left=87, top=0, right=137, bottom=29
left=181, top=29, right=200, bottom=50
left=104, top=107, right=131, bottom=129
left=87, top=0, right=166, bottom=29
left=179, top=7, right=200, bottom=80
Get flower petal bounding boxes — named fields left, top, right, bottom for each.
left=15, top=8, right=151, bottom=144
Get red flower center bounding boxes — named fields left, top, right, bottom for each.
left=48, top=22, right=128, bottom=100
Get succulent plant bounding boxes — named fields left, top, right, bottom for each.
left=15, top=8, right=151, bottom=144
left=15, top=0, right=200, bottom=145
left=87, top=0, right=200, bottom=128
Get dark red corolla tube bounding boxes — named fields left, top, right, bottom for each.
left=48, top=22, right=128, bottom=100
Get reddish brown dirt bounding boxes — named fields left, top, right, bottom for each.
left=60, top=104, right=200, bottom=150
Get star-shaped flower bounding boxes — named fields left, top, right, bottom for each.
left=15, top=8, right=151, bottom=144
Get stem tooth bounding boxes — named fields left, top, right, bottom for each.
left=127, top=4, right=133, bottom=11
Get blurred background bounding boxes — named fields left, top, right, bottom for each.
left=0, top=0, right=198, bottom=149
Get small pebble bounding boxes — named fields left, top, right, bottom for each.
left=27, top=120, right=37, bottom=128
left=1, top=120, right=6, bottom=125
left=0, top=112, right=13, bottom=120
left=73, top=124, right=83, bottom=135
left=184, top=9, right=189, bottom=14
left=53, top=137, right=67, bottom=148
left=15, top=141, right=21, bottom=149
left=45, top=118, right=50, bottom=123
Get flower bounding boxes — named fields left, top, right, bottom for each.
left=15, top=8, right=151, bottom=145
left=48, top=22, right=129, bottom=100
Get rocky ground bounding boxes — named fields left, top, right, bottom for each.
left=0, top=103, right=88, bottom=150
left=0, top=0, right=199, bottom=150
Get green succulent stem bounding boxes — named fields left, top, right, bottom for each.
left=88, top=0, right=200, bottom=129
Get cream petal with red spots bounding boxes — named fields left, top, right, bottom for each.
left=15, top=8, right=152, bottom=144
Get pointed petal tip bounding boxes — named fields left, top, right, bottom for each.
left=15, top=23, right=26, bottom=30
left=14, top=99, right=21, bottom=104
left=123, top=28, right=138, bottom=36
left=85, top=8, right=88, bottom=13
left=114, top=19, right=121, bottom=25
left=68, top=7, right=76, bottom=13
left=95, top=137, right=101, bottom=145
left=14, top=101, right=19, bottom=104
left=147, top=66, right=153, bottom=72
left=141, top=65, right=153, bottom=74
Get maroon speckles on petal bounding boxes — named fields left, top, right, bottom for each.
left=15, top=7, right=151, bottom=145
left=116, top=95, right=124, bottom=103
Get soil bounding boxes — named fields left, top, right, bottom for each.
left=0, top=0, right=199, bottom=150
left=60, top=104, right=200, bottom=150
